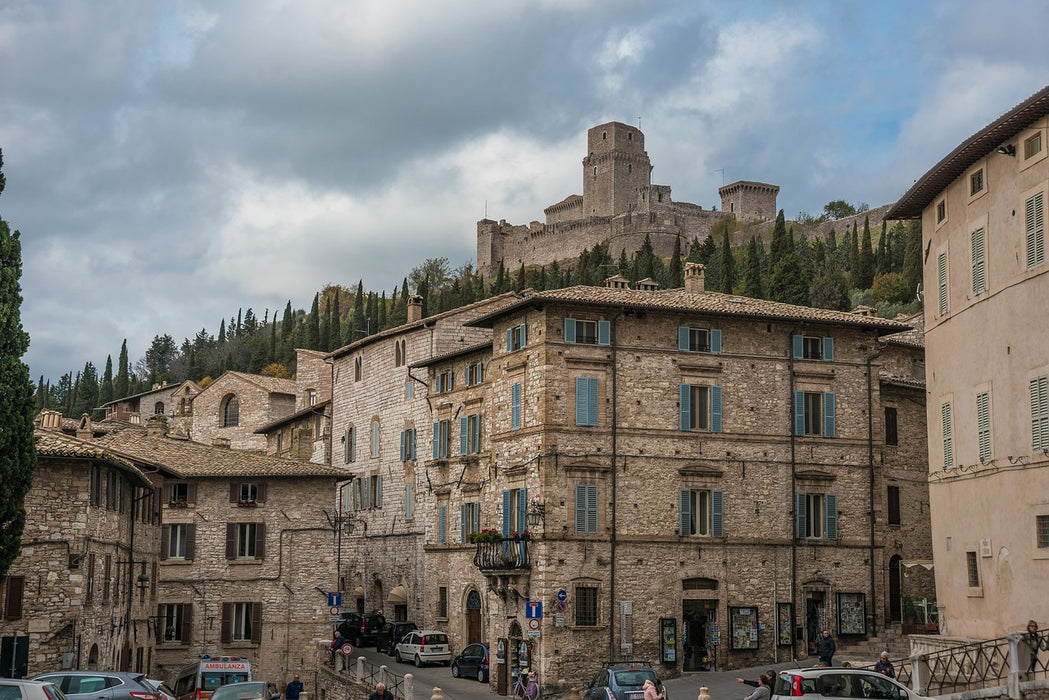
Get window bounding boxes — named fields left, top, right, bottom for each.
left=465, top=362, right=484, bottom=386
left=161, top=603, right=189, bottom=643
left=506, top=324, right=527, bottom=352
left=370, top=420, right=380, bottom=458
left=564, top=318, right=610, bottom=345
left=503, top=488, right=528, bottom=538
left=1037, top=515, right=1049, bottom=548
left=575, top=484, right=599, bottom=534
left=976, top=391, right=992, bottom=463
left=461, top=502, right=480, bottom=542
left=792, top=335, right=834, bottom=361
left=1031, top=376, right=1049, bottom=452
left=679, top=384, right=722, bottom=432
left=679, top=489, right=723, bottom=537
left=460, top=414, right=482, bottom=455
left=678, top=327, right=722, bottom=353
left=937, top=251, right=949, bottom=315
left=400, top=428, right=416, bottom=461
left=236, top=482, right=260, bottom=504
left=794, top=391, right=836, bottom=437
left=942, top=402, right=955, bottom=469
left=438, top=505, right=447, bottom=544
left=405, top=380, right=414, bottom=400
left=352, top=474, right=383, bottom=510
left=884, top=407, right=898, bottom=446
left=222, top=395, right=239, bottom=427
left=394, top=339, right=406, bottom=367
left=437, top=587, right=448, bottom=618
left=224, top=602, right=260, bottom=643
left=343, top=426, right=356, bottom=463
left=575, top=377, right=600, bottom=427
left=971, top=227, right=986, bottom=295
left=404, top=483, right=414, bottom=520
left=168, top=482, right=190, bottom=506
left=511, top=383, right=522, bottom=431
left=354, top=357, right=362, bottom=382
left=966, top=551, right=980, bottom=588
left=1025, top=132, right=1043, bottom=160
left=936, top=199, right=946, bottom=223
left=887, top=486, right=901, bottom=526
left=574, top=584, right=598, bottom=626
left=162, top=524, right=195, bottom=560
left=434, top=370, right=454, bottom=394
left=795, top=492, right=837, bottom=540
left=154, top=401, right=165, bottom=415
left=307, top=389, right=317, bottom=406
left=226, top=522, right=265, bottom=560
left=3, top=575, right=24, bottom=621
left=970, top=169, right=984, bottom=196
left=1026, top=192, right=1045, bottom=269
left=432, top=419, right=450, bottom=459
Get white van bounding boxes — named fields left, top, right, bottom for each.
left=172, top=656, right=252, bottom=700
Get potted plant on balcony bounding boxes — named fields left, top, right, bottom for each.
left=237, top=499, right=257, bottom=507
left=170, top=498, right=187, bottom=508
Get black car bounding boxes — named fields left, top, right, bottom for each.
left=377, top=621, right=418, bottom=655
left=338, top=611, right=386, bottom=647
left=451, top=643, right=489, bottom=683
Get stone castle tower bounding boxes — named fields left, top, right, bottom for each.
left=476, top=121, right=778, bottom=278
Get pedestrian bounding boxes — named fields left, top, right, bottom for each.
left=736, top=671, right=776, bottom=689
left=284, top=675, right=304, bottom=700
left=643, top=679, right=659, bottom=700
left=330, top=630, right=347, bottom=667
left=743, top=675, right=771, bottom=700
left=368, top=683, right=394, bottom=700
left=874, top=652, right=895, bottom=678
left=1025, top=620, right=1046, bottom=674
left=817, top=629, right=836, bottom=667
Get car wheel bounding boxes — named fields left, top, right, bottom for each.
left=452, top=662, right=461, bottom=678
left=395, top=650, right=403, bottom=663
left=415, top=655, right=423, bottom=668
left=478, top=668, right=487, bottom=683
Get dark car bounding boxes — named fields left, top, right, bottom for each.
left=582, top=662, right=666, bottom=700
left=451, top=643, right=489, bottom=683
left=337, top=611, right=386, bottom=647
left=377, top=621, right=418, bottom=655
left=31, top=672, right=159, bottom=700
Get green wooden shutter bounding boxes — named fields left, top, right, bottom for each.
left=795, top=493, right=807, bottom=538
left=792, top=335, right=804, bottom=359
left=587, top=378, right=599, bottom=426
left=823, top=392, right=836, bottom=437
left=794, top=391, right=806, bottom=436
left=518, top=488, right=528, bottom=533
left=519, top=324, right=527, bottom=347
left=711, top=386, right=723, bottom=433
left=575, top=485, right=587, bottom=533
left=461, top=504, right=468, bottom=543
left=597, top=320, right=611, bottom=345
left=679, top=384, right=691, bottom=431
left=511, top=383, right=522, bottom=430
left=1031, top=377, right=1049, bottom=452
left=678, top=327, right=690, bottom=351
left=679, top=489, right=692, bottom=536
left=506, top=328, right=513, bottom=353
left=438, top=506, right=446, bottom=544
left=822, top=337, right=834, bottom=361
left=502, top=490, right=512, bottom=538
left=825, top=494, right=838, bottom=540
left=432, top=422, right=441, bottom=459
left=564, top=317, right=577, bottom=343
left=711, top=490, right=724, bottom=537
left=710, top=329, right=722, bottom=354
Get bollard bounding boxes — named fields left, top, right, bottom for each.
left=698, top=686, right=712, bottom=700
left=430, top=687, right=443, bottom=700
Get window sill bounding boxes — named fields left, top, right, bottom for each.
left=967, top=587, right=984, bottom=598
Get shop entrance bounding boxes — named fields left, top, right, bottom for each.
left=682, top=599, right=717, bottom=672
left=805, top=592, right=826, bottom=656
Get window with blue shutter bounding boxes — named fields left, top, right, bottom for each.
left=823, top=392, right=836, bottom=438
left=680, top=384, right=721, bottom=432
left=679, top=488, right=723, bottom=536
left=576, top=377, right=599, bottom=426
left=511, top=383, right=522, bottom=431
left=679, top=327, right=721, bottom=353
left=795, top=335, right=834, bottom=360
left=506, top=324, right=527, bottom=352
left=432, top=420, right=449, bottom=459
left=575, top=484, right=598, bottom=534
left=565, top=318, right=609, bottom=345
left=825, top=494, right=838, bottom=540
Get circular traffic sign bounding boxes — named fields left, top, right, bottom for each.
left=528, top=618, right=540, bottom=631
left=330, top=606, right=340, bottom=616
left=555, top=601, right=566, bottom=613
left=341, top=643, right=354, bottom=656
left=557, top=589, right=567, bottom=601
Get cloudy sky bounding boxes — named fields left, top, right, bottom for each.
left=3, top=0, right=1049, bottom=383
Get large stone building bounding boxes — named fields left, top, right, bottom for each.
left=334, top=265, right=933, bottom=693
left=191, top=372, right=297, bottom=453
left=476, top=122, right=778, bottom=278
left=886, top=84, right=1049, bottom=640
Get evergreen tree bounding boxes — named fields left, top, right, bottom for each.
left=768, top=226, right=809, bottom=305
left=306, top=294, right=320, bottom=349
left=493, top=262, right=508, bottom=294
left=875, top=220, right=889, bottom=274
left=366, top=292, right=378, bottom=336
left=515, top=263, right=526, bottom=292
left=719, top=230, right=734, bottom=293
left=115, top=339, right=130, bottom=398
left=848, top=222, right=860, bottom=284
left=855, top=215, right=875, bottom=289
left=808, top=239, right=850, bottom=311
left=350, top=281, right=365, bottom=343
left=902, top=220, right=923, bottom=300
left=36, top=375, right=45, bottom=410
left=741, top=236, right=765, bottom=299
left=669, top=236, right=683, bottom=288
left=269, top=315, right=277, bottom=365
left=72, top=362, right=99, bottom=418
left=329, top=288, right=341, bottom=348
left=218, top=318, right=226, bottom=344
left=0, top=164, right=36, bottom=577
left=99, top=355, right=114, bottom=406
left=769, top=210, right=789, bottom=265
left=378, top=291, right=388, bottom=331
left=319, top=297, right=331, bottom=351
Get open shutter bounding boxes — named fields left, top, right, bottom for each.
left=375, top=474, right=383, bottom=507
left=506, top=328, right=513, bottom=353
left=711, top=386, right=723, bottom=433
left=710, top=329, right=722, bottom=354
left=825, top=494, right=838, bottom=540
left=433, top=422, right=441, bottom=459
left=186, top=524, right=196, bottom=560
left=473, top=415, right=481, bottom=452
left=225, top=523, right=236, bottom=560
left=795, top=493, right=807, bottom=538
left=182, top=604, right=194, bottom=644
left=409, top=429, right=416, bottom=459
left=511, top=383, right=522, bottom=430
left=564, top=318, right=576, bottom=343
left=678, top=327, right=690, bottom=351
left=518, top=488, right=528, bottom=533
left=255, top=523, right=266, bottom=559
left=220, top=603, right=232, bottom=643
left=587, top=378, right=599, bottom=426
left=586, top=485, right=598, bottom=533
left=823, top=392, right=836, bottom=437
left=162, top=483, right=172, bottom=504
left=519, top=324, right=527, bottom=346
left=461, top=504, right=467, bottom=543
left=229, top=483, right=239, bottom=503
left=792, top=335, right=804, bottom=359
left=576, top=378, right=589, bottom=426
left=349, top=427, right=356, bottom=462
left=438, top=506, right=447, bottom=544
left=575, top=485, right=587, bottom=533
left=711, top=490, right=724, bottom=537
left=597, top=320, right=611, bottom=345
left=160, top=526, right=169, bottom=561
left=251, top=603, right=262, bottom=643
left=460, top=416, right=469, bottom=455
left=400, top=431, right=406, bottom=462
left=502, top=490, right=512, bottom=537
left=822, top=337, right=834, bottom=361
left=679, top=384, right=691, bottom=431
left=343, top=429, right=350, bottom=464
left=257, top=483, right=266, bottom=503
left=794, top=391, right=806, bottom=436
left=187, top=483, right=197, bottom=503
left=679, top=489, right=692, bottom=536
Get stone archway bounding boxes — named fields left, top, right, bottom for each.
left=87, top=644, right=99, bottom=670
left=466, top=589, right=482, bottom=644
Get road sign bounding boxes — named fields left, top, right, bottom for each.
left=341, top=643, right=354, bottom=656
left=330, top=606, right=340, bottom=616
left=556, top=589, right=567, bottom=602
left=527, top=627, right=541, bottom=639
left=528, top=618, right=541, bottom=631
left=525, top=601, right=543, bottom=619
left=328, top=592, right=342, bottom=607
left=555, top=613, right=565, bottom=628
left=554, top=601, right=566, bottom=613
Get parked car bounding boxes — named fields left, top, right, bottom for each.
left=337, top=611, right=386, bottom=647
left=394, top=629, right=452, bottom=667
left=582, top=662, right=666, bottom=700
left=143, top=681, right=175, bottom=700
left=451, top=643, right=489, bottom=683
left=772, top=668, right=928, bottom=700
left=377, top=621, right=418, bottom=655
left=208, top=682, right=278, bottom=700
left=31, top=672, right=159, bottom=700
left=0, top=679, right=68, bottom=700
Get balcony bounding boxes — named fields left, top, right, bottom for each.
left=472, top=538, right=531, bottom=572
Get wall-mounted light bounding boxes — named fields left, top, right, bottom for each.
left=527, top=500, right=546, bottom=529
left=996, top=144, right=1016, bottom=156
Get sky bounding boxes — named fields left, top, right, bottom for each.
left=3, top=0, right=1049, bottom=384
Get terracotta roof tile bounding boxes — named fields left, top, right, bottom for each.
left=35, top=429, right=155, bottom=482
left=223, top=372, right=297, bottom=395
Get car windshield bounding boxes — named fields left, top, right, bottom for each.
left=211, top=683, right=267, bottom=700
left=613, top=670, right=656, bottom=687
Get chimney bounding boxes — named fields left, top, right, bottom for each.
left=40, top=410, right=62, bottom=429
left=684, top=262, right=706, bottom=293
left=604, top=275, right=630, bottom=289
left=407, top=295, right=424, bottom=323
left=76, top=413, right=93, bottom=441
left=635, top=278, right=661, bottom=291
left=212, top=437, right=231, bottom=449
left=146, top=414, right=169, bottom=437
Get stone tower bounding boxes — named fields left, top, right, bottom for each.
left=582, top=122, right=652, bottom=217
left=718, top=180, right=780, bottom=222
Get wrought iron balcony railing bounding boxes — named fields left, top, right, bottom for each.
left=472, top=538, right=530, bottom=571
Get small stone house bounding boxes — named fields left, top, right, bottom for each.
left=191, top=372, right=296, bottom=452
left=255, top=350, right=332, bottom=463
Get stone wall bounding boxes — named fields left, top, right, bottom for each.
left=192, top=375, right=293, bottom=453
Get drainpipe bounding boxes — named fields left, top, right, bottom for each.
left=866, top=347, right=883, bottom=637
left=788, top=330, right=798, bottom=659
left=608, top=311, right=622, bottom=661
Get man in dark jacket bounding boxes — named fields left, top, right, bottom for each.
left=817, top=630, right=836, bottom=666
left=368, top=683, right=393, bottom=700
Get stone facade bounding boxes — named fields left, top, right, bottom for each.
left=103, top=381, right=200, bottom=436
left=477, top=122, right=778, bottom=278
left=256, top=350, right=332, bottom=464
left=333, top=274, right=933, bottom=695
left=192, top=372, right=297, bottom=453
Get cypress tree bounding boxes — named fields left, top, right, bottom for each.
left=741, top=236, right=765, bottom=299
left=669, top=236, right=683, bottom=288
left=115, top=339, right=130, bottom=399
left=330, top=288, right=341, bottom=348
left=769, top=210, right=789, bottom=265
left=856, top=215, right=875, bottom=289
left=306, top=294, right=321, bottom=349
left=875, top=220, right=889, bottom=274
left=99, top=355, right=114, bottom=406
left=350, top=281, right=365, bottom=342
left=902, top=220, right=923, bottom=299
left=515, top=264, right=526, bottom=292
left=378, top=291, right=388, bottom=331
left=848, top=222, right=860, bottom=285
left=0, top=162, right=36, bottom=577
left=218, top=318, right=226, bottom=344
left=319, top=297, right=331, bottom=351
left=719, top=230, right=734, bottom=294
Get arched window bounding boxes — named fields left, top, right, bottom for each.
left=370, top=419, right=380, bottom=458
left=222, top=394, right=240, bottom=427
left=154, top=401, right=165, bottom=415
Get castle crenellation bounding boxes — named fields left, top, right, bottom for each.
left=477, top=121, right=779, bottom=277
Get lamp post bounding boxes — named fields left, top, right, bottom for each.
left=526, top=500, right=545, bottom=530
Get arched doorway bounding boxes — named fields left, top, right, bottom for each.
left=465, top=590, right=482, bottom=644
left=889, top=555, right=902, bottom=622
left=87, top=644, right=99, bottom=670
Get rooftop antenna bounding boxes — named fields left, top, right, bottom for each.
left=485, top=199, right=488, bottom=219
left=638, top=116, right=642, bottom=130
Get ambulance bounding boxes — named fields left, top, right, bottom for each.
left=172, top=655, right=253, bottom=700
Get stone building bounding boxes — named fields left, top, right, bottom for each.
left=335, top=265, right=933, bottom=693
left=255, top=350, right=333, bottom=463
left=886, top=83, right=1049, bottom=640
left=0, top=413, right=171, bottom=677
left=191, top=372, right=297, bottom=453
left=102, top=380, right=200, bottom=436
left=477, top=122, right=778, bottom=278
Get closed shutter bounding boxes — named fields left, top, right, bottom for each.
left=587, top=378, right=599, bottom=426
left=518, top=488, right=528, bottom=533
left=518, top=324, right=527, bottom=347
left=502, top=490, right=512, bottom=538
left=564, top=318, right=576, bottom=343
left=460, top=416, right=469, bottom=455
left=679, top=489, right=692, bottom=536
left=229, top=483, right=239, bottom=503
left=400, top=430, right=406, bottom=462
left=711, top=386, right=723, bottom=433
left=976, top=392, right=991, bottom=462
left=823, top=392, right=836, bottom=437
left=942, top=403, right=954, bottom=468
left=187, top=483, right=197, bottom=504
left=597, top=320, right=611, bottom=345
left=343, top=428, right=350, bottom=464
left=375, top=474, right=383, bottom=507
left=794, top=391, right=806, bottom=436
left=971, top=227, right=987, bottom=294
left=254, top=523, right=266, bottom=559
left=678, top=327, right=690, bottom=351
left=349, top=427, right=356, bottom=462
left=185, top=524, right=196, bottom=561
left=256, top=483, right=266, bottom=503
left=795, top=493, right=807, bottom=538
left=461, top=504, right=467, bottom=543
left=1027, top=192, right=1045, bottom=268
left=825, top=494, right=838, bottom=540
left=711, top=490, right=724, bottom=537
left=1031, top=377, right=1049, bottom=452
left=472, top=414, right=481, bottom=453
left=4, top=575, right=24, bottom=620
left=438, top=506, right=447, bottom=544
left=575, top=378, right=589, bottom=426
left=938, top=252, right=948, bottom=316
left=511, top=383, right=522, bottom=430
left=433, top=422, right=441, bottom=459
left=710, top=329, right=722, bottom=354
left=506, top=328, right=513, bottom=353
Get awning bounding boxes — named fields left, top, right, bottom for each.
left=387, top=585, right=408, bottom=604
left=352, top=586, right=365, bottom=598
left=902, top=560, right=934, bottom=570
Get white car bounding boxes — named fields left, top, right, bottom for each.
left=773, top=667, right=929, bottom=700
left=394, top=629, right=452, bottom=667
left=0, top=679, right=68, bottom=700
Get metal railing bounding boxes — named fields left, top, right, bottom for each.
left=473, top=538, right=531, bottom=570
left=322, top=642, right=413, bottom=700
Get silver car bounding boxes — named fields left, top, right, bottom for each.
left=394, top=629, right=452, bottom=667
left=30, top=672, right=159, bottom=700
left=0, top=679, right=68, bottom=700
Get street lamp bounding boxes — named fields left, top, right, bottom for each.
left=526, top=500, right=546, bottom=529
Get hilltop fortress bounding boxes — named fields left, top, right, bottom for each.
left=476, top=121, right=780, bottom=277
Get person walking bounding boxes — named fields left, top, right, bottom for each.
left=1025, top=620, right=1046, bottom=674
left=742, top=675, right=771, bottom=700
left=368, top=683, right=394, bottom=700
left=817, top=629, right=836, bottom=667
left=284, top=675, right=304, bottom=700
left=643, top=679, right=659, bottom=700
left=874, top=652, right=895, bottom=678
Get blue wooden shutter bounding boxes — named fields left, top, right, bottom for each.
left=400, top=430, right=406, bottom=462
left=795, top=493, right=807, bottom=538
left=461, top=504, right=467, bottom=543
left=409, top=429, right=415, bottom=459
left=473, top=414, right=481, bottom=453
left=564, top=318, right=577, bottom=343
left=511, top=383, right=522, bottom=430
left=823, top=392, right=836, bottom=437
left=792, top=335, right=804, bottom=359
left=575, top=485, right=587, bottom=533
left=822, top=337, right=834, bottom=361
left=518, top=488, right=528, bottom=533
left=349, top=428, right=356, bottom=462
left=502, top=490, right=512, bottom=538
left=375, top=474, right=383, bottom=507
left=576, top=378, right=589, bottom=426
left=588, top=378, right=599, bottom=426
left=679, top=489, right=692, bottom=536
left=438, top=506, right=446, bottom=544
left=711, top=490, right=724, bottom=537
left=794, top=391, right=806, bottom=436
left=678, top=327, right=690, bottom=351
left=710, top=329, right=722, bottom=354
left=597, top=320, right=611, bottom=345
left=679, top=384, right=691, bottom=431
left=825, top=494, right=838, bottom=540
left=519, top=324, right=527, bottom=347
left=586, top=485, right=598, bottom=533
left=506, top=328, right=513, bottom=353
left=432, top=422, right=440, bottom=459
left=460, top=416, right=469, bottom=455
left=711, top=386, right=723, bottom=433
left=343, top=428, right=350, bottom=464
